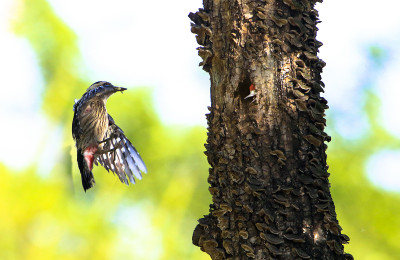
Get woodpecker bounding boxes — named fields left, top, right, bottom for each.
left=244, top=84, right=256, bottom=99
left=72, top=81, right=147, bottom=191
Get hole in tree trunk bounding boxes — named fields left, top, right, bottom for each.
left=237, top=73, right=252, bottom=100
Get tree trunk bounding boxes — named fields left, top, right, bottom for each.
left=190, top=0, right=352, bottom=259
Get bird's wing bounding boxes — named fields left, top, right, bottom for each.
left=72, top=99, right=84, bottom=142
left=94, top=114, right=147, bottom=185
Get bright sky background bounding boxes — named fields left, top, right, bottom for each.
left=1, top=0, right=399, bottom=191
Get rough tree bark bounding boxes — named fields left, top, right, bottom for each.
left=189, top=0, right=352, bottom=259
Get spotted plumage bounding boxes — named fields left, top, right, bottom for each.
left=72, top=81, right=147, bottom=191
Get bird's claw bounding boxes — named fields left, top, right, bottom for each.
left=96, top=142, right=122, bottom=155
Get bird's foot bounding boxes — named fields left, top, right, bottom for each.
left=98, top=135, right=114, bottom=144
left=96, top=143, right=122, bottom=155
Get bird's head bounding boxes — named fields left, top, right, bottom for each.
left=86, top=81, right=127, bottom=101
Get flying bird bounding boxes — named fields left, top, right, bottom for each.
left=72, top=81, right=147, bottom=191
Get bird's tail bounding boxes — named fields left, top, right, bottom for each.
left=77, top=148, right=95, bottom=191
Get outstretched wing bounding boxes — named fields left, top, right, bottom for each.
left=94, top=114, right=147, bottom=185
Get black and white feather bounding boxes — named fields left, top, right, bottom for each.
left=94, top=115, right=147, bottom=185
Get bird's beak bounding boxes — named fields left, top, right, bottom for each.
left=114, top=87, right=127, bottom=92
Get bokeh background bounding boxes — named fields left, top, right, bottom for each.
left=1, top=0, right=399, bottom=259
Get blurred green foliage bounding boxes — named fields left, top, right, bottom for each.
left=329, top=91, right=400, bottom=259
left=5, top=0, right=211, bottom=259
left=1, top=0, right=399, bottom=259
